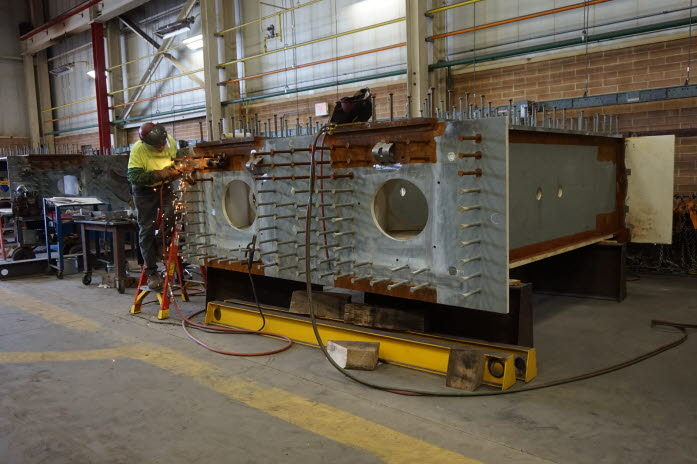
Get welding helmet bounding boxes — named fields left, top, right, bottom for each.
left=139, top=122, right=168, bottom=149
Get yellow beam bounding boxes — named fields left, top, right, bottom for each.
left=216, top=0, right=324, bottom=37
left=425, top=0, right=486, bottom=16
left=207, top=301, right=520, bottom=390
left=217, top=17, right=406, bottom=69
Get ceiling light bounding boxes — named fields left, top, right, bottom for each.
left=49, top=63, right=74, bottom=77
left=86, top=70, right=107, bottom=79
left=182, top=34, right=203, bottom=50
left=155, top=17, right=195, bottom=39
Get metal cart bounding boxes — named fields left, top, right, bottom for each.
left=43, top=197, right=106, bottom=279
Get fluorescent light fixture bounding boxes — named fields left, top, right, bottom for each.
left=182, top=34, right=203, bottom=50
left=155, top=17, right=195, bottom=39
left=86, top=70, right=107, bottom=79
left=49, top=63, right=75, bottom=77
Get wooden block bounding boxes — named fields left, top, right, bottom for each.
left=327, top=340, right=380, bottom=370
left=344, top=303, right=425, bottom=332
left=446, top=348, right=486, bottom=391
left=289, top=290, right=350, bottom=319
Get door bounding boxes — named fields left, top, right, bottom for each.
left=624, top=135, right=675, bottom=244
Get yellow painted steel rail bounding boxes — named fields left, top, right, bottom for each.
left=425, top=0, right=486, bottom=16
left=217, top=17, right=406, bottom=69
left=216, top=0, right=324, bottom=37
left=206, top=300, right=537, bottom=390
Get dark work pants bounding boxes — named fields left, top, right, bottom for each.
left=133, top=183, right=175, bottom=275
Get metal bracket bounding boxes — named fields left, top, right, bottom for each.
left=371, top=142, right=395, bottom=164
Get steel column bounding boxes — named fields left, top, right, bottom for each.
left=406, top=0, right=428, bottom=117
left=201, top=0, right=223, bottom=140
left=23, top=55, right=40, bottom=148
left=91, top=22, right=111, bottom=154
left=36, top=51, right=55, bottom=152
left=106, top=19, right=127, bottom=147
left=431, top=0, right=448, bottom=115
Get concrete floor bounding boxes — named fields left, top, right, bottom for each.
left=0, top=272, right=695, bottom=464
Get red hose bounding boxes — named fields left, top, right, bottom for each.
left=168, top=290, right=293, bottom=357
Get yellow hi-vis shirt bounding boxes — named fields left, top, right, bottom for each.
left=127, top=135, right=178, bottom=186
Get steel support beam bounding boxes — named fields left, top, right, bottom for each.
left=232, top=0, right=246, bottom=100
left=106, top=19, right=127, bottom=147
left=91, top=23, right=112, bottom=154
left=431, top=0, right=448, bottom=116
left=406, top=0, right=428, bottom=117
left=21, top=0, right=149, bottom=55
left=36, top=51, right=55, bottom=152
left=535, top=83, right=697, bottom=112
left=118, top=15, right=205, bottom=87
left=220, top=0, right=242, bottom=131
left=201, top=0, right=223, bottom=140
left=23, top=55, right=40, bottom=147
left=27, top=0, right=47, bottom=150
left=120, top=0, right=198, bottom=121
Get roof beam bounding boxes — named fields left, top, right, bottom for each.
left=120, top=0, right=199, bottom=121
left=20, top=0, right=149, bottom=55
left=118, top=15, right=205, bottom=87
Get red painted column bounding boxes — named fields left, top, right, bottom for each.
left=91, top=22, right=111, bottom=155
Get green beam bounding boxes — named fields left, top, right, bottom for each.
left=430, top=18, right=694, bottom=70
left=221, top=70, right=407, bottom=105
left=111, top=105, right=207, bottom=125
left=46, top=124, right=99, bottom=136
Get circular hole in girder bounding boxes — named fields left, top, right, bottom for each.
left=372, top=179, right=428, bottom=241
left=488, top=359, right=505, bottom=379
left=222, top=180, right=256, bottom=230
left=535, top=187, right=543, bottom=201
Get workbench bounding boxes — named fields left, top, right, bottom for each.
left=75, top=218, right=138, bottom=293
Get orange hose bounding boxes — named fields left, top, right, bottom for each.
left=43, top=109, right=98, bottom=124
left=110, top=87, right=203, bottom=109
left=428, top=0, right=613, bottom=41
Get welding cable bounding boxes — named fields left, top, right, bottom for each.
left=246, top=235, right=266, bottom=331
left=302, top=125, right=696, bottom=396
left=146, top=180, right=292, bottom=356
left=166, top=284, right=292, bottom=356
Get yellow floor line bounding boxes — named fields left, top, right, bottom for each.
left=0, top=347, right=129, bottom=364
left=0, top=287, right=101, bottom=332
left=134, top=345, right=483, bottom=464
left=0, top=344, right=482, bottom=464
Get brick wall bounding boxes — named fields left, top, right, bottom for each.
left=451, top=37, right=697, bottom=193
left=125, top=117, right=207, bottom=144
left=239, top=82, right=408, bottom=134
left=676, top=137, right=697, bottom=191
left=53, top=132, right=100, bottom=153
left=0, top=137, right=30, bottom=151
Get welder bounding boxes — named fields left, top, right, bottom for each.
left=127, top=122, right=182, bottom=290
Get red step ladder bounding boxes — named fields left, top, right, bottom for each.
left=130, top=224, right=205, bottom=320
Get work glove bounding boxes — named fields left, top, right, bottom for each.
left=151, top=167, right=182, bottom=183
